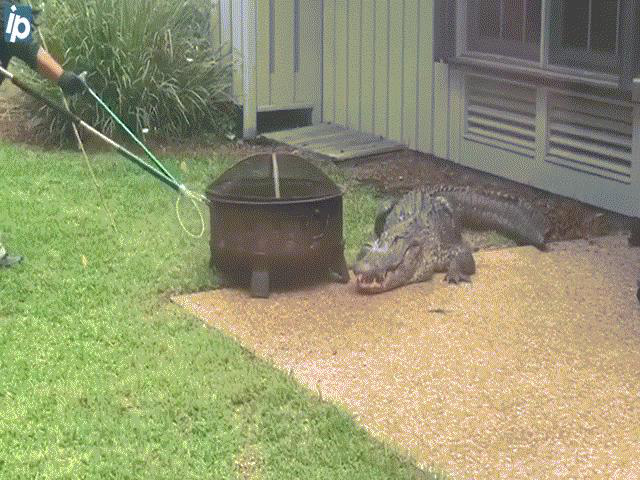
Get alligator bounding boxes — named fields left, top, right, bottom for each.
left=352, top=185, right=547, bottom=294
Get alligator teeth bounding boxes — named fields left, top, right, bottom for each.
left=356, top=271, right=387, bottom=292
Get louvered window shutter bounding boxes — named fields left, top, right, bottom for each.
left=547, top=94, right=632, bottom=184
left=464, top=76, right=537, bottom=156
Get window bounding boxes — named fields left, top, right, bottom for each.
left=467, top=0, right=542, bottom=60
left=549, top=0, right=622, bottom=72
left=461, top=0, right=632, bottom=78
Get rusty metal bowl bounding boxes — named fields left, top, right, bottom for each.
left=206, top=153, right=349, bottom=297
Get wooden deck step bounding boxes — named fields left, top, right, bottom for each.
left=260, top=123, right=404, bottom=161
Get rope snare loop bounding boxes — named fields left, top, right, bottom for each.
left=175, top=185, right=207, bottom=239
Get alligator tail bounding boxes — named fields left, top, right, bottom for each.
left=426, top=185, right=547, bottom=250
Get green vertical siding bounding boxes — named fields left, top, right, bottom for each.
left=324, top=0, right=437, bottom=154
left=402, top=0, right=418, bottom=149
left=270, top=0, right=295, bottom=106
left=220, top=0, right=322, bottom=117
left=222, top=0, right=439, bottom=152
left=256, top=0, right=271, bottom=106
left=433, top=61, right=449, bottom=158
left=323, top=0, right=337, bottom=122
left=360, top=3, right=375, bottom=133
left=373, top=0, right=389, bottom=137
left=242, top=0, right=257, bottom=138
left=347, top=0, right=361, bottom=129
left=231, top=0, right=244, bottom=103
left=387, top=4, right=403, bottom=141
left=334, top=0, right=349, bottom=126
left=295, top=1, right=323, bottom=122
left=417, top=0, right=434, bottom=153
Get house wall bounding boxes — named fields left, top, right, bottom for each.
left=209, top=0, right=239, bottom=101
left=448, top=68, right=640, bottom=218
left=323, top=1, right=638, bottom=218
left=322, top=0, right=440, bottom=155
left=215, top=0, right=639, bottom=218
left=214, top=0, right=322, bottom=122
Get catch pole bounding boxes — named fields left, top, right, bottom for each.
left=0, top=65, right=182, bottom=194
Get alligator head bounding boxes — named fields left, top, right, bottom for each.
left=352, top=217, right=427, bottom=293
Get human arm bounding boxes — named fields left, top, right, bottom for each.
left=36, top=47, right=84, bottom=95
left=3, top=20, right=83, bottom=94
left=34, top=47, right=63, bottom=82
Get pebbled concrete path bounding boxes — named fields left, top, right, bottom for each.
left=173, top=234, right=640, bottom=480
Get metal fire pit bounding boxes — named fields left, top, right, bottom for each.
left=206, top=153, right=349, bottom=297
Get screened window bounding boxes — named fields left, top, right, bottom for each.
left=465, top=0, right=624, bottom=75
left=550, top=0, right=622, bottom=72
left=467, top=0, right=542, bottom=60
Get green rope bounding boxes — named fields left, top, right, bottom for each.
left=38, top=31, right=122, bottom=240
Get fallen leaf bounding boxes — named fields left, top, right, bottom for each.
left=81, top=255, right=88, bottom=269
left=180, top=161, right=188, bottom=173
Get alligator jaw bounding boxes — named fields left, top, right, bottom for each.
left=355, top=271, right=388, bottom=293
left=354, top=243, right=421, bottom=294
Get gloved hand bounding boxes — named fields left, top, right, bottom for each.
left=57, top=71, right=85, bottom=96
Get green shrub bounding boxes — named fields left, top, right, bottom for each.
left=21, top=0, right=236, bottom=143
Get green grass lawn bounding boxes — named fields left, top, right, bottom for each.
left=0, top=141, right=445, bottom=479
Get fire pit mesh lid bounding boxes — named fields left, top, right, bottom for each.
left=206, top=153, right=342, bottom=201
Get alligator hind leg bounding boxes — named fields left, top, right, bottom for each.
left=444, top=247, right=476, bottom=283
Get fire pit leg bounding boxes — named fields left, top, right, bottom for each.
left=213, top=271, right=233, bottom=288
left=329, top=243, right=350, bottom=283
left=250, top=270, right=270, bottom=298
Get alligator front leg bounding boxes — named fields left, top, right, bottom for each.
left=374, top=198, right=399, bottom=237
left=444, top=246, right=476, bottom=283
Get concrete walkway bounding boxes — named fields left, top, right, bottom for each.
left=173, top=234, right=640, bottom=480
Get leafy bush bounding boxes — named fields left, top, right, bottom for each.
left=21, top=0, right=236, bottom=143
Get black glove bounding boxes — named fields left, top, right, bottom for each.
left=57, top=71, right=85, bottom=96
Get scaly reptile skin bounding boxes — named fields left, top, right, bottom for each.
left=353, top=185, right=546, bottom=294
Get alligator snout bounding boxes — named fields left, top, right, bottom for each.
left=353, top=261, right=388, bottom=293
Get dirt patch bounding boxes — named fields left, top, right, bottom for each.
left=0, top=82, right=39, bottom=145
left=221, top=139, right=636, bottom=246
left=341, top=149, right=633, bottom=244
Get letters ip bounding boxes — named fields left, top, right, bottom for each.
left=5, top=5, right=31, bottom=43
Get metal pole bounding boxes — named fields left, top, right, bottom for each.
left=0, top=65, right=182, bottom=194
